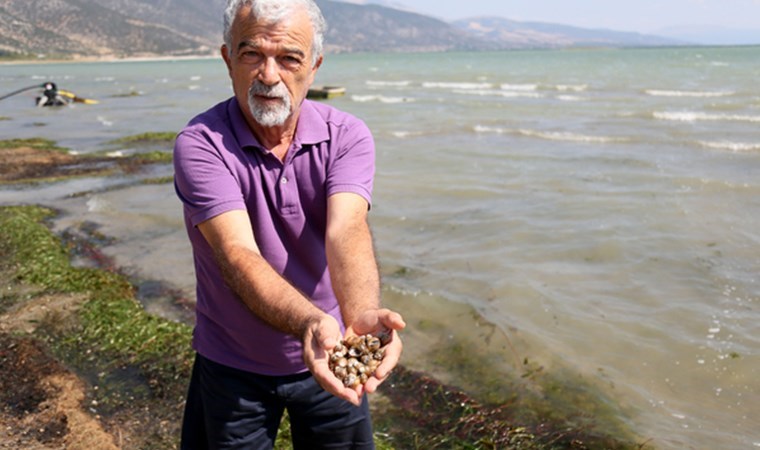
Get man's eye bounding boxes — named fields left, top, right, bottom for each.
left=241, top=51, right=262, bottom=62
left=283, top=56, right=303, bottom=66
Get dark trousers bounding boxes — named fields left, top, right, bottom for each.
left=180, top=353, right=375, bottom=450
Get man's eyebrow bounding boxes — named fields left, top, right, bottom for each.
left=283, top=47, right=306, bottom=58
left=236, top=40, right=306, bottom=59
left=237, top=40, right=260, bottom=52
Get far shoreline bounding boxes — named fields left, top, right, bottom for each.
left=0, top=52, right=221, bottom=66
left=3, top=43, right=759, bottom=67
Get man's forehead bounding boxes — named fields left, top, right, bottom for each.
left=231, top=5, right=314, bottom=45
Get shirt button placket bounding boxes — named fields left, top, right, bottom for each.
left=279, top=165, right=296, bottom=214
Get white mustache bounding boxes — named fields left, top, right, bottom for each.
left=249, top=81, right=288, bottom=101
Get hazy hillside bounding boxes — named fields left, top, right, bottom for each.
left=0, top=0, right=222, bottom=58
left=0, top=0, right=682, bottom=59
left=452, top=17, right=684, bottom=48
left=316, top=0, right=495, bottom=52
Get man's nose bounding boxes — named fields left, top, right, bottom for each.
left=258, top=57, right=281, bottom=86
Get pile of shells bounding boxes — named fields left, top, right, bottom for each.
left=329, top=333, right=388, bottom=388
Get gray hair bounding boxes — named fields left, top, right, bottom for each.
left=223, top=0, right=326, bottom=66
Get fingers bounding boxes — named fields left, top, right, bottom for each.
left=377, top=308, right=406, bottom=331
left=348, top=308, right=407, bottom=337
left=312, top=362, right=362, bottom=406
left=307, top=309, right=406, bottom=404
left=303, top=315, right=364, bottom=406
left=312, top=317, right=340, bottom=350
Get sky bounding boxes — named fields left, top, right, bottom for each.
left=381, top=0, right=760, bottom=35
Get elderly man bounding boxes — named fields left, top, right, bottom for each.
left=173, top=0, right=405, bottom=448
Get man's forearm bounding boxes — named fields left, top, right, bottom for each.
left=326, top=218, right=381, bottom=328
left=215, top=245, right=326, bottom=339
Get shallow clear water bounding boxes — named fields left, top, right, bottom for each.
left=1, top=47, right=758, bottom=449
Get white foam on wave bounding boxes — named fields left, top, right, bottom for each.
left=474, top=125, right=623, bottom=143
left=474, top=125, right=508, bottom=134
left=86, top=196, right=113, bottom=213
left=698, top=141, right=760, bottom=152
left=500, top=83, right=538, bottom=91
left=390, top=130, right=423, bottom=138
left=423, top=81, right=492, bottom=90
left=366, top=80, right=411, bottom=87
left=654, top=111, right=760, bottom=123
left=517, top=129, right=623, bottom=143
left=350, top=95, right=413, bottom=104
left=556, top=84, right=588, bottom=92
left=646, top=89, right=734, bottom=98
left=557, top=95, right=583, bottom=102
left=453, top=89, right=543, bottom=99
left=97, top=116, right=114, bottom=127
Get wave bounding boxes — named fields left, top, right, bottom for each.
left=422, top=81, right=493, bottom=90
left=557, top=95, right=584, bottom=102
left=500, top=83, right=538, bottom=91
left=390, top=130, right=424, bottom=138
left=646, top=90, right=734, bottom=98
left=366, top=80, right=411, bottom=87
left=350, top=95, right=414, bottom=104
left=653, top=111, right=760, bottom=123
left=698, top=141, right=760, bottom=153
left=556, top=84, right=588, bottom=92
left=474, top=125, right=624, bottom=143
left=453, top=89, right=543, bottom=99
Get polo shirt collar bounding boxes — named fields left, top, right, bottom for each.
left=228, top=97, right=329, bottom=150
left=294, top=100, right=330, bottom=146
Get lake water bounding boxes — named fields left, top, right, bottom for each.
left=1, top=47, right=759, bottom=449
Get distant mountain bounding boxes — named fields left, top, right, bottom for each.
left=316, top=0, right=494, bottom=52
left=452, top=17, right=684, bottom=48
left=0, top=0, right=225, bottom=58
left=0, top=0, right=684, bottom=60
left=655, top=25, right=760, bottom=46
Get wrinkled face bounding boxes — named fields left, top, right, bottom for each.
left=222, top=4, right=322, bottom=130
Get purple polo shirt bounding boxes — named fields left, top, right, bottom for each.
left=173, top=97, right=375, bottom=375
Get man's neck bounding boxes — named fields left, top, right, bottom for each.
left=249, top=116, right=298, bottom=161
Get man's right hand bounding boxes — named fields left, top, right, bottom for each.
left=302, top=315, right=365, bottom=406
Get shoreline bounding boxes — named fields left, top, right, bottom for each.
left=4, top=43, right=760, bottom=67
left=0, top=53, right=221, bottom=66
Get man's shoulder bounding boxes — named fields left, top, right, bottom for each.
left=184, top=98, right=235, bottom=133
left=304, top=99, right=364, bottom=128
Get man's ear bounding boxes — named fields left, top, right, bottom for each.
left=221, top=44, right=233, bottom=75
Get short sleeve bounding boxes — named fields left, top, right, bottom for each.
left=173, top=125, right=247, bottom=227
left=325, top=118, right=375, bottom=206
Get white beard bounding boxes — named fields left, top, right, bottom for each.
left=247, top=81, right=292, bottom=127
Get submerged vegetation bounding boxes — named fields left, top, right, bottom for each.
left=0, top=137, right=67, bottom=151
left=0, top=137, right=173, bottom=185
left=106, top=131, right=177, bottom=146
left=0, top=205, right=652, bottom=449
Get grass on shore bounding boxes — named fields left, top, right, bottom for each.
left=0, top=205, right=394, bottom=449
left=0, top=137, right=68, bottom=152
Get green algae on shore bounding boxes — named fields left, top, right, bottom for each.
left=0, top=137, right=173, bottom=185
left=0, top=205, right=393, bottom=449
left=0, top=137, right=67, bottom=151
left=106, top=131, right=177, bottom=146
